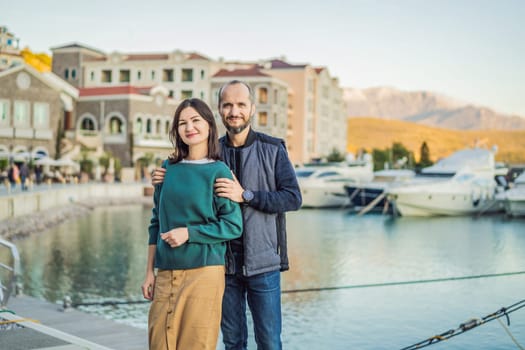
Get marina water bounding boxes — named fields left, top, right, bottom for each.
left=11, top=204, right=525, bottom=349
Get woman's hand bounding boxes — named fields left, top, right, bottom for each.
left=151, top=167, right=166, bottom=185
left=141, top=273, right=155, bottom=300
left=161, top=227, right=189, bottom=248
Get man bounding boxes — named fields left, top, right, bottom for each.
left=151, top=80, right=302, bottom=349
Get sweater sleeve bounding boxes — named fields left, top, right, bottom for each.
left=187, top=169, right=243, bottom=244
left=147, top=183, right=162, bottom=245
left=147, top=160, right=167, bottom=245
left=249, top=143, right=302, bottom=214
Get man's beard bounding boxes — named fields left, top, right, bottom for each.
left=224, top=117, right=251, bottom=134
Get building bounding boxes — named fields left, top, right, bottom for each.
left=257, top=59, right=347, bottom=164
left=0, top=63, right=78, bottom=163
left=0, top=26, right=23, bottom=70
left=50, top=43, right=347, bottom=167
left=50, top=43, right=223, bottom=168
left=76, top=85, right=176, bottom=166
left=51, top=43, right=215, bottom=104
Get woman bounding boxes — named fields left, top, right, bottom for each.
left=141, top=98, right=242, bottom=350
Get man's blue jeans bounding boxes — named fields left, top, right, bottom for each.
left=221, top=269, right=282, bottom=350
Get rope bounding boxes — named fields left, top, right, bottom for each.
left=497, top=317, right=525, bottom=350
left=400, top=299, right=525, bottom=350
left=281, top=270, right=525, bottom=294
left=70, top=270, right=525, bottom=307
left=0, top=318, right=40, bottom=325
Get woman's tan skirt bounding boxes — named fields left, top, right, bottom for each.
left=148, top=265, right=225, bottom=350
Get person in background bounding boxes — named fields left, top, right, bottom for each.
left=142, top=98, right=242, bottom=350
left=151, top=80, right=302, bottom=350
left=19, top=162, right=29, bottom=191
left=8, top=163, right=19, bottom=189
left=35, top=165, right=43, bottom=185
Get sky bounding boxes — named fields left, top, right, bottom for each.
left=4, top=0, right=525, bottom=116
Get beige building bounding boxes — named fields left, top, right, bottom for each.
left=256, top=59, right=346, bottom=164
left=0, top=63, right=78, bottom=162
left=50, top=43, right=347, bottom=167
left=0, top=26, right=23, bottom=71
left=51, top=43, right=216, bottom=105
left=76, top=85, right=177, bottom=166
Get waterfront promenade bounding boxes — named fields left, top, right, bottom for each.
left=1, top=182, right=150, bottom=349
left=0, top=181, right=149, bottom=221
left=4, top=295, right=147, bottom=349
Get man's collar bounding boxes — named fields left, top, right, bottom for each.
left=225, top=128, right=256, bottom=148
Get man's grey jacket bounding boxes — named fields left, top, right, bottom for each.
left=219, top=130, right=302, bottom=277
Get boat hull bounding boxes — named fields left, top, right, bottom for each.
left=301, top=185, right=349, bottom=208
left=390, top=191, right=499, bottom=216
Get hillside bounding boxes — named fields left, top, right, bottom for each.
left=347, top=117, right=525, bottom=164
left=344, top=87, right=525, bottom=131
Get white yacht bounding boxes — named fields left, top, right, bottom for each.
left=296, top=160, right=373, bottom=208
left=386, top=148, right=503, bottom=216
left=344, top=169, right=416, bottom=214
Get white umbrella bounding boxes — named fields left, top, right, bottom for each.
left=35, top=157, right=59, bottom=166
left=12, top=152, right=31, bottom=162
left=56, top=158, right=80, bottom=172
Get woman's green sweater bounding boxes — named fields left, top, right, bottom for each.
left=148, top=160, right=242, bottom=270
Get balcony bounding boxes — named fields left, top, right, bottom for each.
left=133, top=134, right=171, bottom=148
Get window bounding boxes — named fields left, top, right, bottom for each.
left=109, top=116, right=123, bottom=134
left=181, top=90, right=193, bottom=99
left=169, top=90, right=174, bottom=98
left=200, top=91, right=204, bottom=99
left=90, top=71, right=95, bottom=81
left=119, top=70, right=130, bottom=82
left=71, top=69, right=77, bottom=80
left=258, top=87, right=268, bottom=104
left=101, top=70, right=112, bottom=83
left=200, top=70, right=205, bottom=80
left=165, top=121, right=170, bottom=134
left=182, top=68, right=193, bottom=82
left=163, top=69, right=174, bottom=82
left=135, top=118, right=143, bottom=133
left=146, top=119, right=152, bottom=133
left=151, top=70, right=156, bottom=80
left=13, top=101, right=30, bottom=127
left=258, top=112, right=268, bottom=127
left=64, top=68, right=69, bottom=80
left=81, top=118, right=95, bottom=131
left=156, top=120, right=161, bottom=134
left=274, top=89, right=279, bottom=104
left=137, top=70, right=142, bottom=80
left=0, top=100, right=9, bottom=125
left=33, top=103, right=49, bottom=128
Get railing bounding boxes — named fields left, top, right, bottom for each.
left=0, top=238, right=21, bottom=307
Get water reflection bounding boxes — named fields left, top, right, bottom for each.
left=10, top=206, right=525, bottom=349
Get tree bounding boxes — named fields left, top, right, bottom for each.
left=372, top=148, right=390, bottom=170
left=418, top=141, right=433, bottom=168
left=391, top=142, right=411, bottom=168
left=326, top=148, right=345, bottom=162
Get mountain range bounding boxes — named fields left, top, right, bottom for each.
left=343, top=87, right=525, bottom=131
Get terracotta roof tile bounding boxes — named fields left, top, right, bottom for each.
left=125, top=54, right=169, bottom=61
left=187, top=52, right=209, bottom=60
left=262, top=59, right=308, bottom=69
left=213, top=67, right=270, bottom=78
